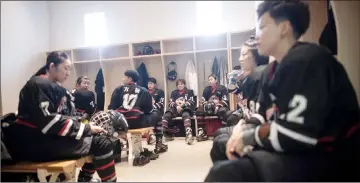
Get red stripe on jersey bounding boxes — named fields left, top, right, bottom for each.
left=96, top=160, right=115, bottom=171
left=317, top=136, right=335, bottom=143
left=82, top=168, right=96, bottom=173
left=101, top=172, right=116, bottom=181
left=58, top=118, right=70, bottom=135
left=346, top=122, right=360, bottom=138
left=15, top=119, right=37, bottom=128
left=116, top=109, right=143, bottom=114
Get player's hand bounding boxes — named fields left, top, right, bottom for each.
left=90, top=123, right=107, bottom=134
left=176, top=105, right=182, bottom=113
left=226, top=121, right=246, bottom=160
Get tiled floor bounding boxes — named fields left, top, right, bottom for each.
left=95, top=139, right=213, bottom=182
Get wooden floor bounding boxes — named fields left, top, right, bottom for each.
left=93, top=140, right=213, bottom=182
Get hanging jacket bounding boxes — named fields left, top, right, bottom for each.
left=185, top=60, right=198, bottom=95
left=95, top=69, right=105, bottom=110
left=319, top=0, right=337, bottom=55
left=219, top=57, right=228, bottom=86
left=136, top=63, right=149, bottom=89
left=211, top=57, right=220, bottom=81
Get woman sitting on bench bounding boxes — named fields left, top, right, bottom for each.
left=72, top=76, right=97, bottom=123
left=2, top=52, right=125, bottom=182
left=162, top=79, right=196, bottom=145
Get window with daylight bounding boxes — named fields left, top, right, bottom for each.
left=196, top=1, right=223, bottom=35
left=84, top=12, right=109, bottom=46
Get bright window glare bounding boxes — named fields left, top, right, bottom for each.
left=84, top=12, right=109, bottom=46
left=196, top=1, right=223, bottom=35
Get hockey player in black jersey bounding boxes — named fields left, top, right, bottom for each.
left=146, top=78, right=166, bottom=149
left=72, top=76, right=97, bottom=122
left=108, top=70, right=167, bottom=156
left=205, top=1, right=360, bottom=182
left=210, top=37, right=269, bottom=163
left=1, top=52, right=123, bottom=182
left=162, top=79, right=196, bottom=145
left=195, top=74, right=230, bottom=141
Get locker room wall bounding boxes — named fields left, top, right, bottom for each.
left=48, top=1, right=257, bottom=50
left=331, top=1, right=360, bottom=103
left=1, top=1, right=50, bottom=114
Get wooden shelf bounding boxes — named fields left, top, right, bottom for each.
left=101, top=57, right=130, bottom=62
left=195, top=48, right=227, bottom=53
left=163, top=51, right=194, bottom=56
left=73, top=60, right=100, bottom=64
left=132, top=54, right=161, bottom=59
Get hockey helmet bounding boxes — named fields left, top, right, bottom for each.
left=142, top=45, right=154, bottom=55
left=204, top=102, right=216, bottom=115
left=90, top=110, right=128, bottom=139
left=167, top=61, right=177, bottom=81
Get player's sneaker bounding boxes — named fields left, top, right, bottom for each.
left=154, top=143, right=168, bottom=154
left=133, top=155, right=150, bottom=166
left=185, top=128, right=194, bottom=145
left=164, top=132, right=175, bottom=141
left=196, top=128, right=209, bottom=142
left=141, top=148, right=159, bottom=160
left=147, top=133, right=156, bottom=145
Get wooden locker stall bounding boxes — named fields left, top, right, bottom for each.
left=72, top=47, right=101, bottom=99
left=194, top=33, right=228, bottom=104
left=162, top=37, right=195, bottom=110
left=100, top=43, right=132, bottom=110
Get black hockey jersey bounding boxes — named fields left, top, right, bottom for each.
left=108, top=84, right=153, bottom=119
left=3, top=76, right=92, bottom=161
left=149, top=88, right=165, bottom=112
left=72, top=89, right=96, bottom=118
left=201, top=84, right=229, bottom=107
left=248, top=42, right=360, bottom=154
left=229, top=65, right=266, bottom=112
left=169, top=89, right=195, bottom=110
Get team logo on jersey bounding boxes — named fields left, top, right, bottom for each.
left=176, top=97, right=186, bottom=106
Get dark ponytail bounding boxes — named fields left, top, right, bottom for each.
left=33, top=65, right=47, bottom=77
left=34, top=51, right=69, bottom=77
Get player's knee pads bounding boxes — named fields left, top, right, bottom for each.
left=213, top=134, right=229, bottom=151
left=92, top=135, right=114, bottom=155
left=151, top=111, right=162, bottom=124
left=214, top=126, right=233, bottom=137
left=181, top=111, right=191, bottom=120
left=226, top=110, right=243, bottom=126
left=217, top=107, right=229, bottom=121
left=226, top=115, right=240, bottom=126
left=163, top=112, right=173, bottom=122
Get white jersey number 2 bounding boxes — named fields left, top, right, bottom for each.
left=286, top=95, right=307, bottom=124
left=123, top=94, right=138, bottom=110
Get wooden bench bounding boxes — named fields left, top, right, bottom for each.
left=1, top=156, right=92, bottom=182
left=126, top=127, right=153, bottom=166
